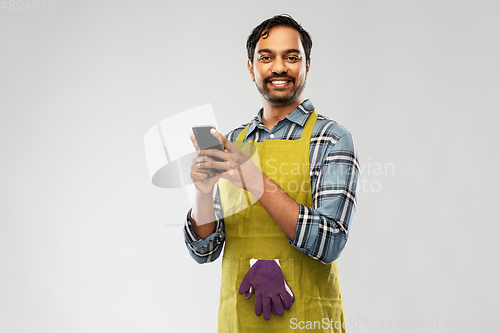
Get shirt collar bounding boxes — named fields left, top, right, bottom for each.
left=245, top=99, right=315, bottom=139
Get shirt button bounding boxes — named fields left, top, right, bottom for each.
left=270, top=134, right=274, bottom=138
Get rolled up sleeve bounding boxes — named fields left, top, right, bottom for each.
left=183, top=186, right=225, bottom=264
left=287, top=133, right=359, bottom=264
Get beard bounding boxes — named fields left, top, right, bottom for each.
left=255, top=74, right=307, bottom=106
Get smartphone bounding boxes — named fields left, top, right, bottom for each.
left=192, top=125, right=225, bottom=162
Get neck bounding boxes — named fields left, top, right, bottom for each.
left=261, top=98, right=304, bottom=130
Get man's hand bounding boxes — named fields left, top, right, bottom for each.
left=193, top=129, right=299, bottom=240
left=198, top=129, right=264, bottom=196
left=189, top=132, right=221, bottom=194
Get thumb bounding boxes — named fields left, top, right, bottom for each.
left=238, top=275, right=252, bottom=295
left=210, top=128, right=226, bottom=147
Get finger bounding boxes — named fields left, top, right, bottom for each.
left=189, top=132, right=201, bottom=153
left=191, top=170, right=215, bottom=182
left=210, top=128, right=229, bottom=147
left=206, top=168, right=217, bottom=178
left=197, top=158, right=224, bottom=177
left=191, top=161, right=219, bottom=178
left=281, top=293, right=293, bottom=310
left=263, top=296, right=272, bottom=321
left=271, top=299, right=277, bottom=316
left=272, top=295, right=284, bottom=316
left=193, top=155, right=203, bottom=164
left=209, top=128, right=226, bottom=146
left=199, top=153, right=233, bottom=173
left=210, top=128, right=237, bottom=158
left=211, top=128, right=241, bottom=155
left=254, top=293, right=263, bottom=317
left=197, top=160, right=228, bottom=172
left=199, top=148, right=227, bottom=161
left=194, top=155, right=218, bottom=171
left=238, top=276, right=252, bottom=295
left=197, top=168, right=218, bottom=179
left=195, top=155, right=223, bottom=166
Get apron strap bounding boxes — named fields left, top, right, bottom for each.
left=235, top=123, right=250, bottom=142
left=235, top=110, right=318, bottom=143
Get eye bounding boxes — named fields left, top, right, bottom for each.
left=259, top=55, right=272, bottom=62
left=287, top=56, right=300, bottom=62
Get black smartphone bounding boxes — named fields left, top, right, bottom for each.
left=192, top=125, right=225, bottom=162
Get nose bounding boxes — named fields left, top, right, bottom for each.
left=271, top=56, right=288, bottom=74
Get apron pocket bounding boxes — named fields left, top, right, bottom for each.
left=219, top=257, right=299, bottom=331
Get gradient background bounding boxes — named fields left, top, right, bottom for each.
left=1, top=1, right=499, bottom=332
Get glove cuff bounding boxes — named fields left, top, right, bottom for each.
left=249, top=258, right=280, bottom=267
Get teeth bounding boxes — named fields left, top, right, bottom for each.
left=271, top=80, right=289, bottom=84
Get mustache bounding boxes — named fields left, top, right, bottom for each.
left=264, top=74, right=295, bottom=83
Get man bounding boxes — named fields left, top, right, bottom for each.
left=184, top=14, right=359, bottom=333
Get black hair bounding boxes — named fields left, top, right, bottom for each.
left=246, top=14, right=312, bottom=63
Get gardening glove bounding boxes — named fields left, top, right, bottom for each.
left=238, top=258, right=294, bottom=320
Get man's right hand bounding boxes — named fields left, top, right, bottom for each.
left=189, top=132, right=221, bottom=194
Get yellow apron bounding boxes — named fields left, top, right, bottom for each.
left=218, top=111, right=346, bottom=333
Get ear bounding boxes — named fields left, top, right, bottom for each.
left=247, top=59, right=255, bottom=82
left=306, top=58, right=311, bottom=74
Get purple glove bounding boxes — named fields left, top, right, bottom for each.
left=238, top=259, right=294, bottom=320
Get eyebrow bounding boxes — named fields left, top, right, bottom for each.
left=257, top=48, right=302, bottom=55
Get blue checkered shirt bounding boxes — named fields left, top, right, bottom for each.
left=183, top=99, right=359, bottom=264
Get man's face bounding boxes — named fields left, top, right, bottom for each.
left=248, top=26, right=310, bottom=107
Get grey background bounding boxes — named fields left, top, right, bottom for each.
left=1, top=1, right=499, bottom=332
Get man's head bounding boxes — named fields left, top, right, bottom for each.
left=246, top=14, right=313, bottom=107
left=246, top=14, right=312, bottom=64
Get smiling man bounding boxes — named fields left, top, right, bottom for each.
left=184, top=14, right=359, bottom=333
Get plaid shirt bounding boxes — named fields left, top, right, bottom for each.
left=184, top=99, right=359, bottom=265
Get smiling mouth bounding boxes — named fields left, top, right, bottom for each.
left=268, top=79, right=292, bottom=87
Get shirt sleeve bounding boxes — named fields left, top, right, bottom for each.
left=182, top=127, right=245, bottom=263
left=183, top=184, right=225, bottom=264
left=287, top=133, right=359, bottom=264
